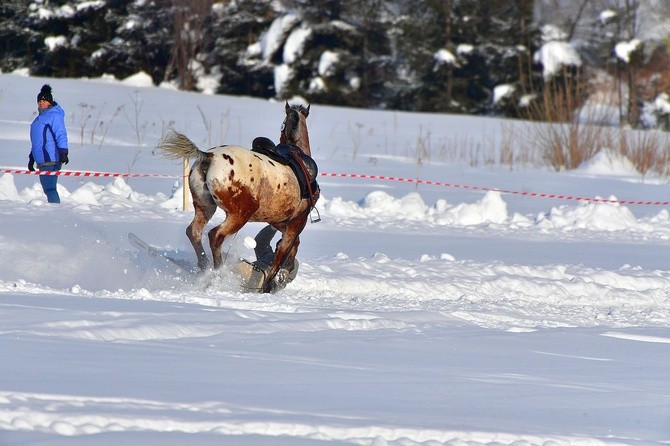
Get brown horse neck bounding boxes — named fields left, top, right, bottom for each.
left=299, top=127, right=311, bottom=156
left=280, top=129, right=311, bottom=156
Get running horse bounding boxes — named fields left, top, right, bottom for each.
left=158, top=102, right=318, bottom=293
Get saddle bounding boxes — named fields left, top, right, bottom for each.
left=252, top=137, right=319, bottom=203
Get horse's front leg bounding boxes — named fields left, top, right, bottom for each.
left=261, top=217, right=305, bottom=293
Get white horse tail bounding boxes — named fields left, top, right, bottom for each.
left=157, top=129, right=208, bottom=162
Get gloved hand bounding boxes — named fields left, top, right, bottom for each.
left=59, top=150, right=69, bottom=165
left=28, top=153, right=35, bottom=172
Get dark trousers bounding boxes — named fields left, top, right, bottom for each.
left=39, top=164, right=61, bottom=203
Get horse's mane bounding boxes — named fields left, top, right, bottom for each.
left=288, top=103, right=309, bottom=115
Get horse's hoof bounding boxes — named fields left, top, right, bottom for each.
left=260, top=281, right=274, bottom=294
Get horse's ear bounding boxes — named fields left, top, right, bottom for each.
left=304, top=104, right=310, bottom=118
left=285, top=101, right=290, bottom=112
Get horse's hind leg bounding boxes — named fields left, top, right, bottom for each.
left=186, top=164, right=217, bottom=270
left=187, top=199, right=216, bottom=270
left=208, top=213, right=254, bottom=269
left=187, top=197, right=217, bottom=270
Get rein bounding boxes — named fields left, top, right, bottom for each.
left=286, top=143, right=320, bottom=223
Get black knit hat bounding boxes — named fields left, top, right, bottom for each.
left=37, top=84, right=53, bottom=103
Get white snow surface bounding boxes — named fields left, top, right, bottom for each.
left=492, top=84, right=515, bottom=105
left=274, top=64, right=292, bottom=98
left=318, top=51, right=340, bottom=77
left=599, top=9, right=618, bottom=25
left=1, top=73, right=670, bottom=446
left=261, top=14, right=301, bottom=61
left=433, top=49, right=458, bottom=67
left=577, top=149, right=640, bottom=177
left=44, top=35, right=68, bottom=51
left=283, top=26, right=311, bottom=65
left=534, top=41, right=582, bottom=79
left=615, top=39, right=642, bottom=63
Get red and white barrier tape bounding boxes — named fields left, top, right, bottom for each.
left=1, top=168, right=180, bottom=179
left=319, top=172, right=670, bottom=206
left=2, top=168, right=668, bottom=206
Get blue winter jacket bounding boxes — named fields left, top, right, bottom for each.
left=30, top=103, right=68, bottom=166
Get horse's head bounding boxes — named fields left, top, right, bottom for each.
left=280, top=101, right=311, bottom=155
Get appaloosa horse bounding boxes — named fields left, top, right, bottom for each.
left=158, top=102, right=318, bottom=293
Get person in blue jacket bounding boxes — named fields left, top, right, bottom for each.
left=29, top=84, right=69, bottom=203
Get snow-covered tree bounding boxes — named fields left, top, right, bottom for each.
left=163, top=0, right=213, bottom=91
left=1, top=0, right=668, bottom=125
left=216, top=0, right=394, bottom=108
left=388, top=0, right=540, bottom=114
left=93, top=0, right=173, bottom=84
left=0, top=1, right=35, bottom=73
left=0, top=0, right=122, bottom=78
left=203, top=1, right=278, bottom=97
left=280, top=2, right=383, bottom=107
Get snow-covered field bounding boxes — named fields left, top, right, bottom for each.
left=1, top=73, right=669, bottom=445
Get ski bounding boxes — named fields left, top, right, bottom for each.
left=128, top=232, right=195, bottom=273
left=128, top=233, right=283, bottom=293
